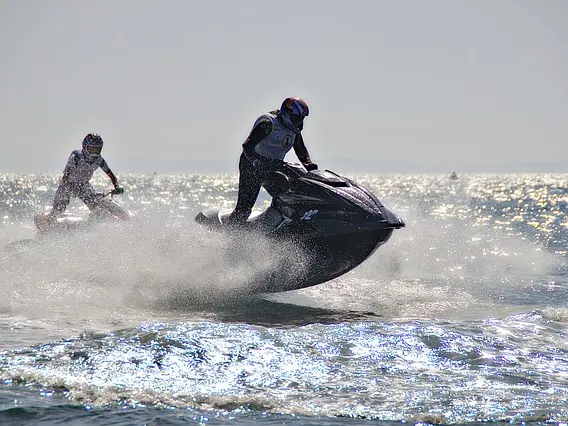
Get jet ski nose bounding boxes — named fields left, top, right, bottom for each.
left=380, top=207, right=405, bottom=229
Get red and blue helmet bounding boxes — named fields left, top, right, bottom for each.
left=279, top=97, right=309, bottom=132
left=82, top=133, right=104, bottom=161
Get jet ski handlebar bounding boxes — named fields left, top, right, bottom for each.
left=98, top=188, right=124, bottom=198
left=95, top=188, right=125, bottom=200
left=260, top=162, right=309, bottom=196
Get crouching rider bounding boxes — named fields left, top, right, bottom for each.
left=47, top=133, right=124, bottom=220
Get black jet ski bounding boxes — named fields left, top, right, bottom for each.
left=34, top=189, right=132, bottom=235
left=195, top=163, right=405, bottom=293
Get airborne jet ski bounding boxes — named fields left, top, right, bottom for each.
left=34, top=189, right=132, bottom=235
left=195, top=163, right=405, bottom=293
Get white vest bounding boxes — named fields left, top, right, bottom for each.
left=253, top=112, right=297, bottom=160
left=62, top=150, right=110, bottom=185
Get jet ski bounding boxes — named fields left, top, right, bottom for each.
left=195, top=163, right=405, bottom=293
left=34, top=189, right=132, bottom=235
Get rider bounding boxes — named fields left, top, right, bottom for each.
left=226, top=97, right=318, bottom=225
left=47, top=133, right=124, bottom=220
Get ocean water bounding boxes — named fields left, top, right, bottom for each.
left=0, top=172, right=567, bottom=425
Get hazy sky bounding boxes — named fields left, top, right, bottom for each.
left=1, top=0, right=567, bottom=174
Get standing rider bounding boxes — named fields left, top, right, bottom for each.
left=226, top=97, right=318, bottom=225
left=47, top=133, right=124, bottom=220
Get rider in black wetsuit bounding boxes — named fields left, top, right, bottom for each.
left=227, top=97, right=318, bottom=225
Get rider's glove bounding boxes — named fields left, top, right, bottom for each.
left=113, top=186, right=124, bottom=195
left=304, top=163, right=318, bottom=172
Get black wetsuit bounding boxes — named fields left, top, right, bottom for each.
left=227, top=113, right=314, bottom=224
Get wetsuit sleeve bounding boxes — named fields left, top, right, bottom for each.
left=242, top=117, right=273, bottom=161
left=100, top=158, right=119, bottom=187
left=292, top=133, right=313, bottom=164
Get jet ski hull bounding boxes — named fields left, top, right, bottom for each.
left=259, top=227, right=394, bottom=293
left=195, top=207, right=398, bottom=294
left=34, top=196, right=132, bottom=235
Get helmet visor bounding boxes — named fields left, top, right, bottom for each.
left=85, top=145, right=102, bottom=155
left=290, top=114, right=305, bottom=127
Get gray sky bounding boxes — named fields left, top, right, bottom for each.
left=1, top=0, right=567, bottom=174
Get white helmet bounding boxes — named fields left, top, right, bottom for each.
left=82, top=133, right=104, bottom=161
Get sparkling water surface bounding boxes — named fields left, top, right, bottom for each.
left=1, top=172, right=567, bottom=425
